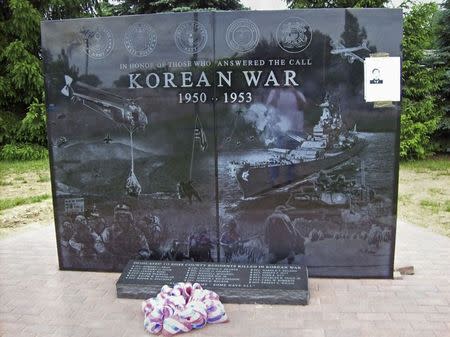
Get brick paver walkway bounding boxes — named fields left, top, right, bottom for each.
left=1, top=220, right=449, bottom=337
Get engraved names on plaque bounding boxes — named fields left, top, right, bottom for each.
left=117, top=260, right=309, bottom=305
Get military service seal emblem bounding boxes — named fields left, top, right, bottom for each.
left=276, top=17, right=312, bottom=53
left=174, top=21, right=208, bottom=54
left=226, top=18, right=260, bottom=53
left=124, top=23, right=157, bottom=57
left=79, top=25, right=114, bottom=59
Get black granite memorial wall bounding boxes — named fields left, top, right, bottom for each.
left=41, top=9, right=402, bottom=278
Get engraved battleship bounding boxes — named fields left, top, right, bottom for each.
left=235, top=98, right=367, bottom=198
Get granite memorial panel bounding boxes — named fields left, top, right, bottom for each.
left=41, top=9, right=402, bottom=278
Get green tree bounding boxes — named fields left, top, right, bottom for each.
left=339, top=10, right=374, bottom=95
left=34, top=0, right=101, bottom=20
left=109, top=0, right=243, bottom=15
left=401, top=2, right=444, bottom=159
left=0, top=0, right=102, bottom=150
left=434, top=0, right=450, bottom=152
left=287, top=0, right=387, bottom=8
left=0, top=0, right=43, bottom=146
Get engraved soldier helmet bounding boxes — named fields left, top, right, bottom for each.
left=74, top=215, right=87, bottom=227
left=60, top=220, right=75, bottom=241
left=114, top=203, right=131, bottom=213
left=114, top=203, right=133, bottom=223
left=62, top=220, right=73, bottom=231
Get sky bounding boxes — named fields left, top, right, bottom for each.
left=240, top=0, right=288, bottom=10
left=240, top=0, right=443, bottom=10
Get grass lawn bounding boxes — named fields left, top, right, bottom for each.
left=0, top=156, right=448, bottom=237
left=0, top=159, right=48, bottom=172
left=0, top=194, right=51, bottom=212
left=0, top=159, right=53, bottom=238
left=398, top=155, right=450, bottom=236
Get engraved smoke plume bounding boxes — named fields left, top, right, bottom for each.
left=243, top=103, right=293, bottom=146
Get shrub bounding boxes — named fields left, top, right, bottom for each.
left=0, top=111, right=21, bottom=145
left=401, top=3, right=445, bottom=159
left=0, top=143, right=48, bottom=161
left=18, top=98, right=47, bottom=145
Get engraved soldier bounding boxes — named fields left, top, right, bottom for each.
left=220, top=220, right=241, bottom=263
left=110, top=203, right=149, bottom=269
left=164, top=240, right=189, bottom=261
left=87, top=207, right=113, bottom=265
left=188, top=227, right=213, bottom=262
left=264, top=206, right=304, bottom=264
left=60, top=220, right=75, bottom=265
left=68, top=215, right=97, bottom=265
left=367, top=223, right=383, bottom=253
left=178, top=180, right=202, bottom=204
left=136, top=213, right=163, bottom=260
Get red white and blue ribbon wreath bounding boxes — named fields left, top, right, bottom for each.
left=142, top=282, right=228, bottom=336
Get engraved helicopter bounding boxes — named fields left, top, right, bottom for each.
left=61, top=75, right=148, bottom=132
left=60, top=75, right=148, bottom=197
left=330, top=40, right=370, bottom=63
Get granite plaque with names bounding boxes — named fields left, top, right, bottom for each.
left=116, top=260, right=309, bottom=305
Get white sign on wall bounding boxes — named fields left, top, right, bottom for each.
left=364, top=57, right=401, bottom=102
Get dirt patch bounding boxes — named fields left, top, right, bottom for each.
left=398, top=167, right=450, bottom=236
left=1, top=171, right=51, bottom=199
left=0, top=199, right=54, bottom=238
left=0, top=167, right=53, bottom=238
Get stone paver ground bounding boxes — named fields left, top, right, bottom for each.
left=1, top=220, right=449, bottom=337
